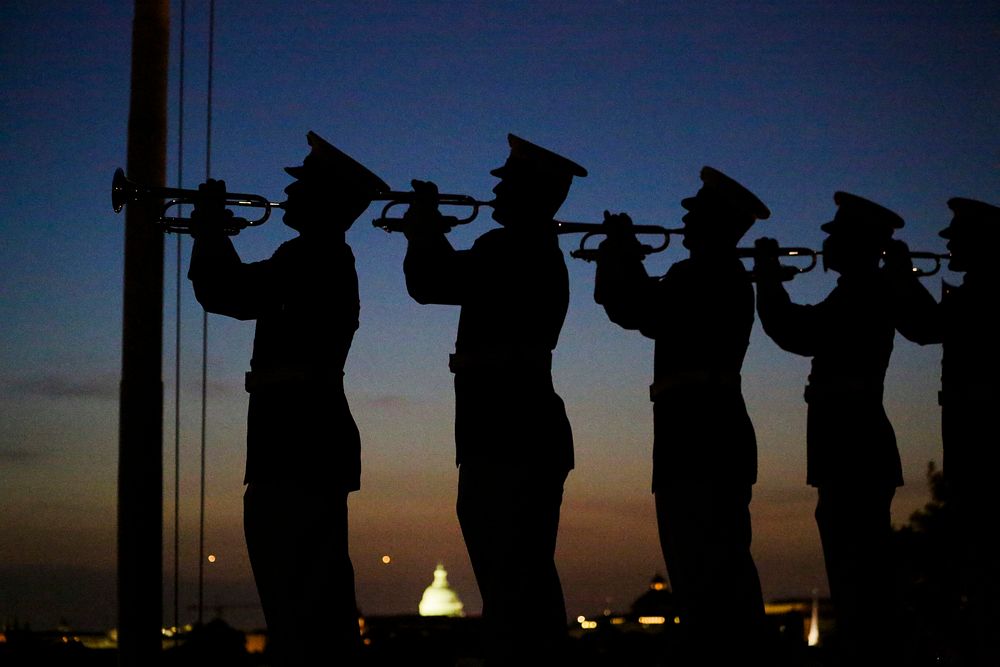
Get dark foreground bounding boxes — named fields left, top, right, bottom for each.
left=0, top=614, right=966, bottom=666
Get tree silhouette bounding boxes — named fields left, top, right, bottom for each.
left=892, top=462, right=963, bottom=665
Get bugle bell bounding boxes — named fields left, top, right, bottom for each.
left=111, top=168, right=281, bottom=234
left=557, top=221, right=684, bottom=262
left=371, top=192, right=494, bottom=233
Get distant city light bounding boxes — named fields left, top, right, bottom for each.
left=576, top=615, right=586, bottom=623
left=207, top=554, right=217, bottom=563
left=808, top=591, right=821, bottom=646
left=638, top=616, right=666, bottom=625
left=381, top=555, right=391, bottom=564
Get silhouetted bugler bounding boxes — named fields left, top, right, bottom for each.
left=396, top=133, right=586, bottom=667
left=754, top=190, right=939, bottom=665
left=589, top=165, right=772, bottom=665
left=901, top=195, right=1000, bottom=666
left=185, top=130, right=387, bottom=665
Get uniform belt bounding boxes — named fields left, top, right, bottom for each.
left=804, top=379, right=883, bottom=403
left=448, top=350, right=553, bottom=374
left=244, top=368, right=342, bottom=392
left=649, top=371, right=741, bottom=401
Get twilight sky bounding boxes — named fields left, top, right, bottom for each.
left=1, top=1, right=996, bottom=631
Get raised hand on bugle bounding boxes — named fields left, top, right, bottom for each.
left=371, top=181, right=492, bottom=234
left=561, top=211, right=681, bottom=262
left=189, top=178, right=238, bottom=237
left=400, top=180, right=455, bottom=236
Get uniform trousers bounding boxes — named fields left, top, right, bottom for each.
left=244, top=480, right=360, bottom=666
left=815, top=484, right=896, bottom=666
left=457, top=463, right=569, bottom=667
left=655, top=480, right=767, bottom=665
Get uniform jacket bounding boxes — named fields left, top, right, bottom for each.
left=756, top=269, right=930, bottom=488
left=904, top=275, right=1000, bottom=486
left=596, top=252, right=757, bottom=489
left=189, top=231, right=361, bottom=489
left=404, top=225, right=574, bottom=472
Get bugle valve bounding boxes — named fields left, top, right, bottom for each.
left=557, top=221, right=684, bottom=262
left=111, top=168, right=281, bottom=234
left=372, top=192, right=494, bottom=233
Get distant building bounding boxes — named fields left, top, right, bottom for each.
left=573, top=573, right=829, bottom=649
left=630, top=573, right=678, bottom=625
left=418, top=564, right=464, bottom=617
left=574, top=573, right=682, bottom=633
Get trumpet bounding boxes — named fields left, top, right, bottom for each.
left=371, top=193, right=494, bottom=233
left=556, top=221, right=684, bottom=262
left=112, top=168, right=282, bottom=234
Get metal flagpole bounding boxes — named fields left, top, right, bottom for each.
left=118, top=0, right=169, bottom=664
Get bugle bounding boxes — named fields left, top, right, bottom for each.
left=737, top=246, right=820, bottom=279
left=557, top=221, right=684, bottom=262
left=112, top=168, right=281, bottom=234
left=744, top=247, right=949, bottom=278
left=372, top=193, right=494, bottom=233
left=905, top=251, right=949, bottom=277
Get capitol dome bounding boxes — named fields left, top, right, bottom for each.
left=418, top=563, right=465, bottom=617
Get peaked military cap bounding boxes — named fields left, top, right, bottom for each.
left=940, top=197, right=1000, bottom=239
left=820, top=192, right=904, bottom=237
left=490, top=134, right=588, bottom=180
left=681, top=166, right=770, bottom=221
left=285, top=131, right=389, bottom=194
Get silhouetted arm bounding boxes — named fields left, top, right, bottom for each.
left=881, top=245, right=943, bottom=345
left=893, top=280, right=943, bottom=344
left=595, top=256, right=656, bottom=331
left=403, top=229, right=472, bottom=306
left=400, top=179, right=474, bottom=306
left=755, top=276, right=824, bottom=357
left=185, top=177, right=287, bottom=320
left=188, top=234, right=284, bottom=320
left=589, top=212, right=659, bottom=332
